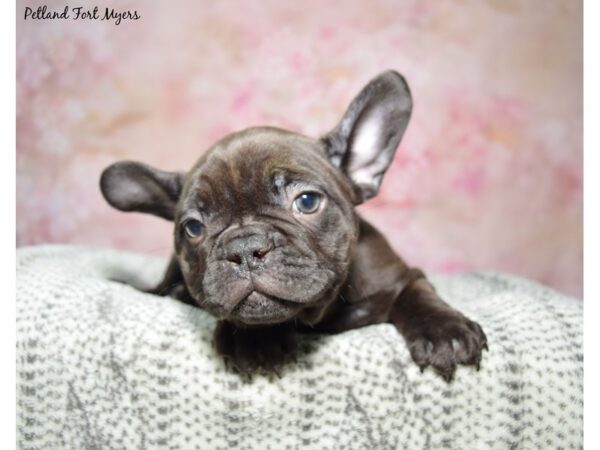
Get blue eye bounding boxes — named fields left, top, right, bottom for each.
left=183, top=219, right=204, bottom=238
left=293, top=192, right=322, bottom=214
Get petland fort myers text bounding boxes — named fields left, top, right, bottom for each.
left=24, top=5, right=140, bottom=25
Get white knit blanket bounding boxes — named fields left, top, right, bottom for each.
left=16, top=245, right=583, bottom=450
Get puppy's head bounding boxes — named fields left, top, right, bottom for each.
left=100, top=71, right=412, bottom=326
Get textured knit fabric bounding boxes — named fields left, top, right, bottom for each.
left=16, top=245, right=583, bottom=450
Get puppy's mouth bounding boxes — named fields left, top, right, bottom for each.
left=199, top=247, right=339, bottom=324
left=230, top=290, right=303, bottom=325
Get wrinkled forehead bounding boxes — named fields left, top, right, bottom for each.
left=179, top=128, right=353, bottom=214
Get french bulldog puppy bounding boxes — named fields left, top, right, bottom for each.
left=100, top=71, right=487, bottom=381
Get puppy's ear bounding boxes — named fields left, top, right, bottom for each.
left=100, top=161, right=184, bottom=221
left=321, top=70, right=413, bottom=203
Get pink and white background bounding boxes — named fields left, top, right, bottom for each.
left=16, top=0, right=583, bottom=296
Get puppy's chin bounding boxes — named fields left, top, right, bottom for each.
left=229, top=291, right=304, bottom=325
left=197, top=283, right=326, bottom=325
left=196, top=247, right=342, bottom=324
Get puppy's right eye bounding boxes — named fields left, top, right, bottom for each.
left=293, top=192, right=322, bottom=214
left=183, top=219, right=204, bottom=239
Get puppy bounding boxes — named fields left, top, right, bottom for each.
left=100, top=71, right=487, bottom=381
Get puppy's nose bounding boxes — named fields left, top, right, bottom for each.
left=225, top=234, right=273, bottom=269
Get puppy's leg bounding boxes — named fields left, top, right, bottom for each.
left=213, top=321, right=297, bottom=377
left=390, top=268, right=487, bottom=381
left=146, top=256, right=196, bottom=306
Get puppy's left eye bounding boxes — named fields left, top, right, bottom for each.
left=293, top=192, right=322, bottom=214
left=183, top=219, right=204, bottom=239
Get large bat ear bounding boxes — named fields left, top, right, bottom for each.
left=100, top=161, right=184, bottom=221
left=321, top=70, right=413, bottom=203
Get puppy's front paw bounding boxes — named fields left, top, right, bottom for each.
left=403, top=312, right=487, bottom=382
left=213, top=321, right=297, bottom=378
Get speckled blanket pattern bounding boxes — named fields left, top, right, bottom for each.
left=16, top=245, right=583, bottom=449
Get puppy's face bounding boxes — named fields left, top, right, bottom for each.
left=175, top=129, right=357, bottom=325
left=100, top=71, right=412, bottom=326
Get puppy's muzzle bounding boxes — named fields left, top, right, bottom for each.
left=225, top=233, right=272, bottom=270
left=219, top=224, right=285, bottom=273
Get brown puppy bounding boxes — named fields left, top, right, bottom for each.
left=100, top=71, right=487, bottom=381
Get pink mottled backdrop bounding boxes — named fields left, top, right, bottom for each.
left=16, top=0, right=582, bottom=296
